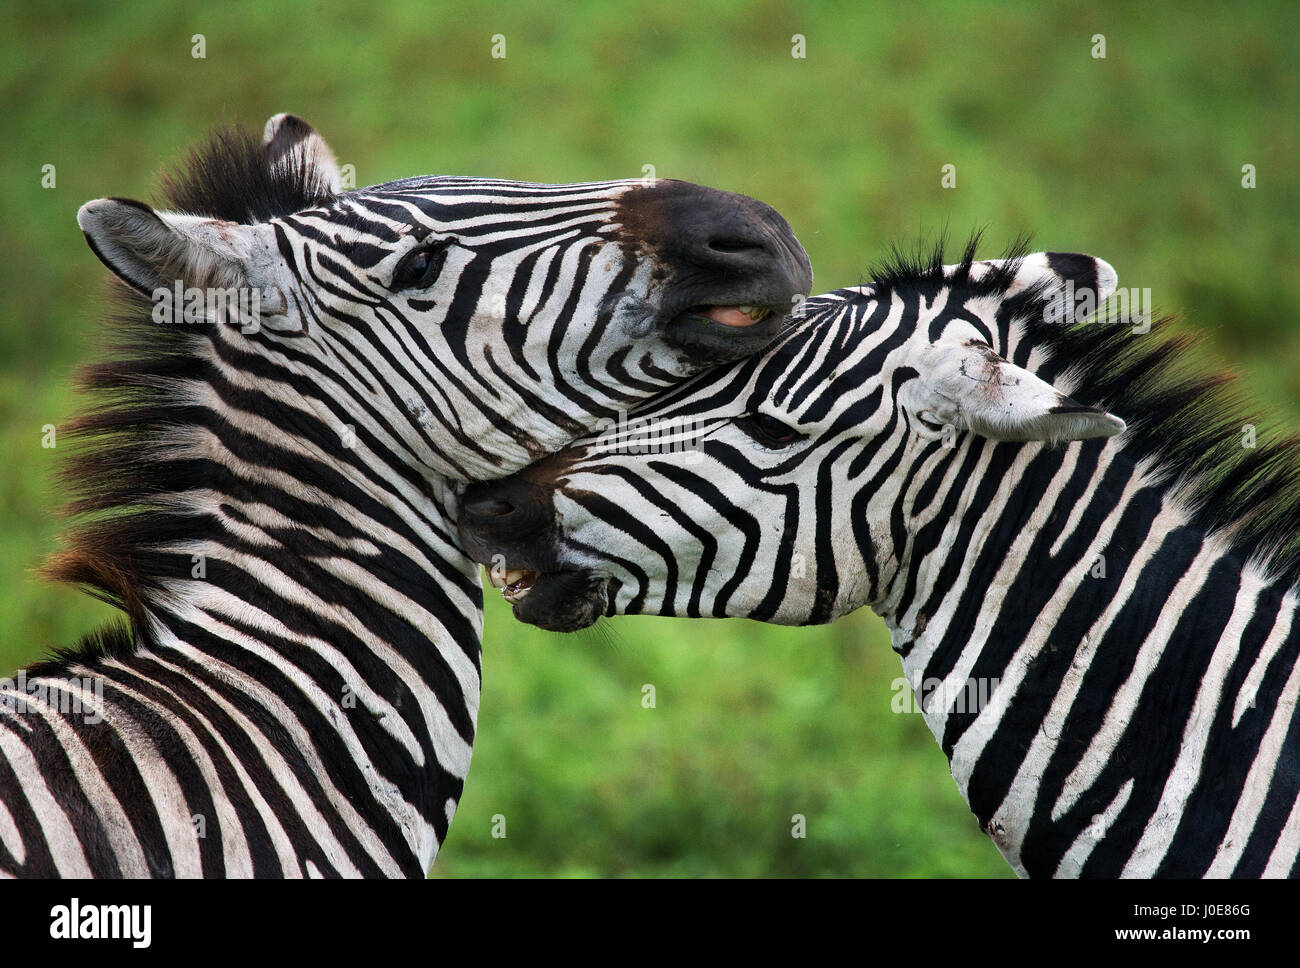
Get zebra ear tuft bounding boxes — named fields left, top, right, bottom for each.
left=78, top=198, right=253, bottom=296
left=914, top=339, right=1125, bottom=444
left=263, top=113, right=343, bottom=195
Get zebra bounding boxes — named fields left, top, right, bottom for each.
left=456, top=241, right=1300, bottom=877
left=0, top=113, right=812, bottom=877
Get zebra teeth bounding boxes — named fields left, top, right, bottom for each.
left=738, top=305, right=772, bottom=322
left=502, top=569, right=539, bottom=603
left=486, top=567, right=522, bottom=590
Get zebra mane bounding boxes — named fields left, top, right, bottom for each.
left=1028, top=301, right=1300, bottom=591
left=863, top=231, right=1034, bottom=302
left=38, top=123, right=338, bottom=668
left=160, top=122, right=337, bottom=223
left=875, top=234, right=1300, bottom=591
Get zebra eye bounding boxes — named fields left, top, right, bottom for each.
left=738, top=412, right=803, bottom=448
left=392, top=241, right=450, bottom=291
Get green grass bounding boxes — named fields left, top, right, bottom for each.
left=1, top=0, right=1296, bottom=876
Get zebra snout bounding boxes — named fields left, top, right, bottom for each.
left=613, top=181, right=814, bottom=366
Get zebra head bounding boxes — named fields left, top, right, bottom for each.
left=75, top=114, right=812, bottom=482
left=457, top=244, right=1127, bottom=630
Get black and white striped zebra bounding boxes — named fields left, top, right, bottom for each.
left=0, top=114, right=811, bottom=877
left=457, top=242, right=1300, bottom=877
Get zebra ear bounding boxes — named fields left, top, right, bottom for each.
left=969, top=252, right=1118, bottom=323
left=77, top=197, right=256, bottom=296
left=909, top=339, right=1126, bottom=443
left=263, top=113, right=343, bottom=195
left=1013, top=252, right=1119, bottom=323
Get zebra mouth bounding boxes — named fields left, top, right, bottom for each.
left=483, top=564, right=609, bottom=632
left=486, top=566, right=540, bottom=604
left=676, top=305, right=775, bottom=328
left=662, top=304, right=782, bottom=364
left=459, top=477, right=610, bottom=630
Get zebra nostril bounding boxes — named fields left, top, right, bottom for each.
left=467, top=498, right=515, bottom=518
left=707, top=237, right=765, bottom=255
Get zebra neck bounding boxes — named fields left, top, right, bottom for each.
left=127, top=404, right=486, bottom=873
left=879, top=435, right=1300, bottom=877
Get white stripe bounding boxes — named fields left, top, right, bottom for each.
left=0, top=717, right=92, bottom=876
left=1121, top=573, right=1266, bottom=875
left=1262, top=789, right=1300, bottom=877
left=926, top=441, right=1085, bottom=744
left=1052, top=541, right=1226, bottom=820
left=985, top=480, right=1181, bottom=867
left=72, top=668, right=204, bottom=878
left=151, top=621, right=412, bottom=876
left=100, top=653, right=303, bottom=877
left=1206, top=643, right=1300, bottom=876
left=1054, top=779, right=1134, bottom=877
left=12, top=675, right=153, bottom=877
left=0, top=781, right=25, bottom=867
left=1232, top=589, right=1298, bottom=726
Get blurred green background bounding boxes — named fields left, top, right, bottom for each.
left=2, top=0, right=1296, bottom=876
